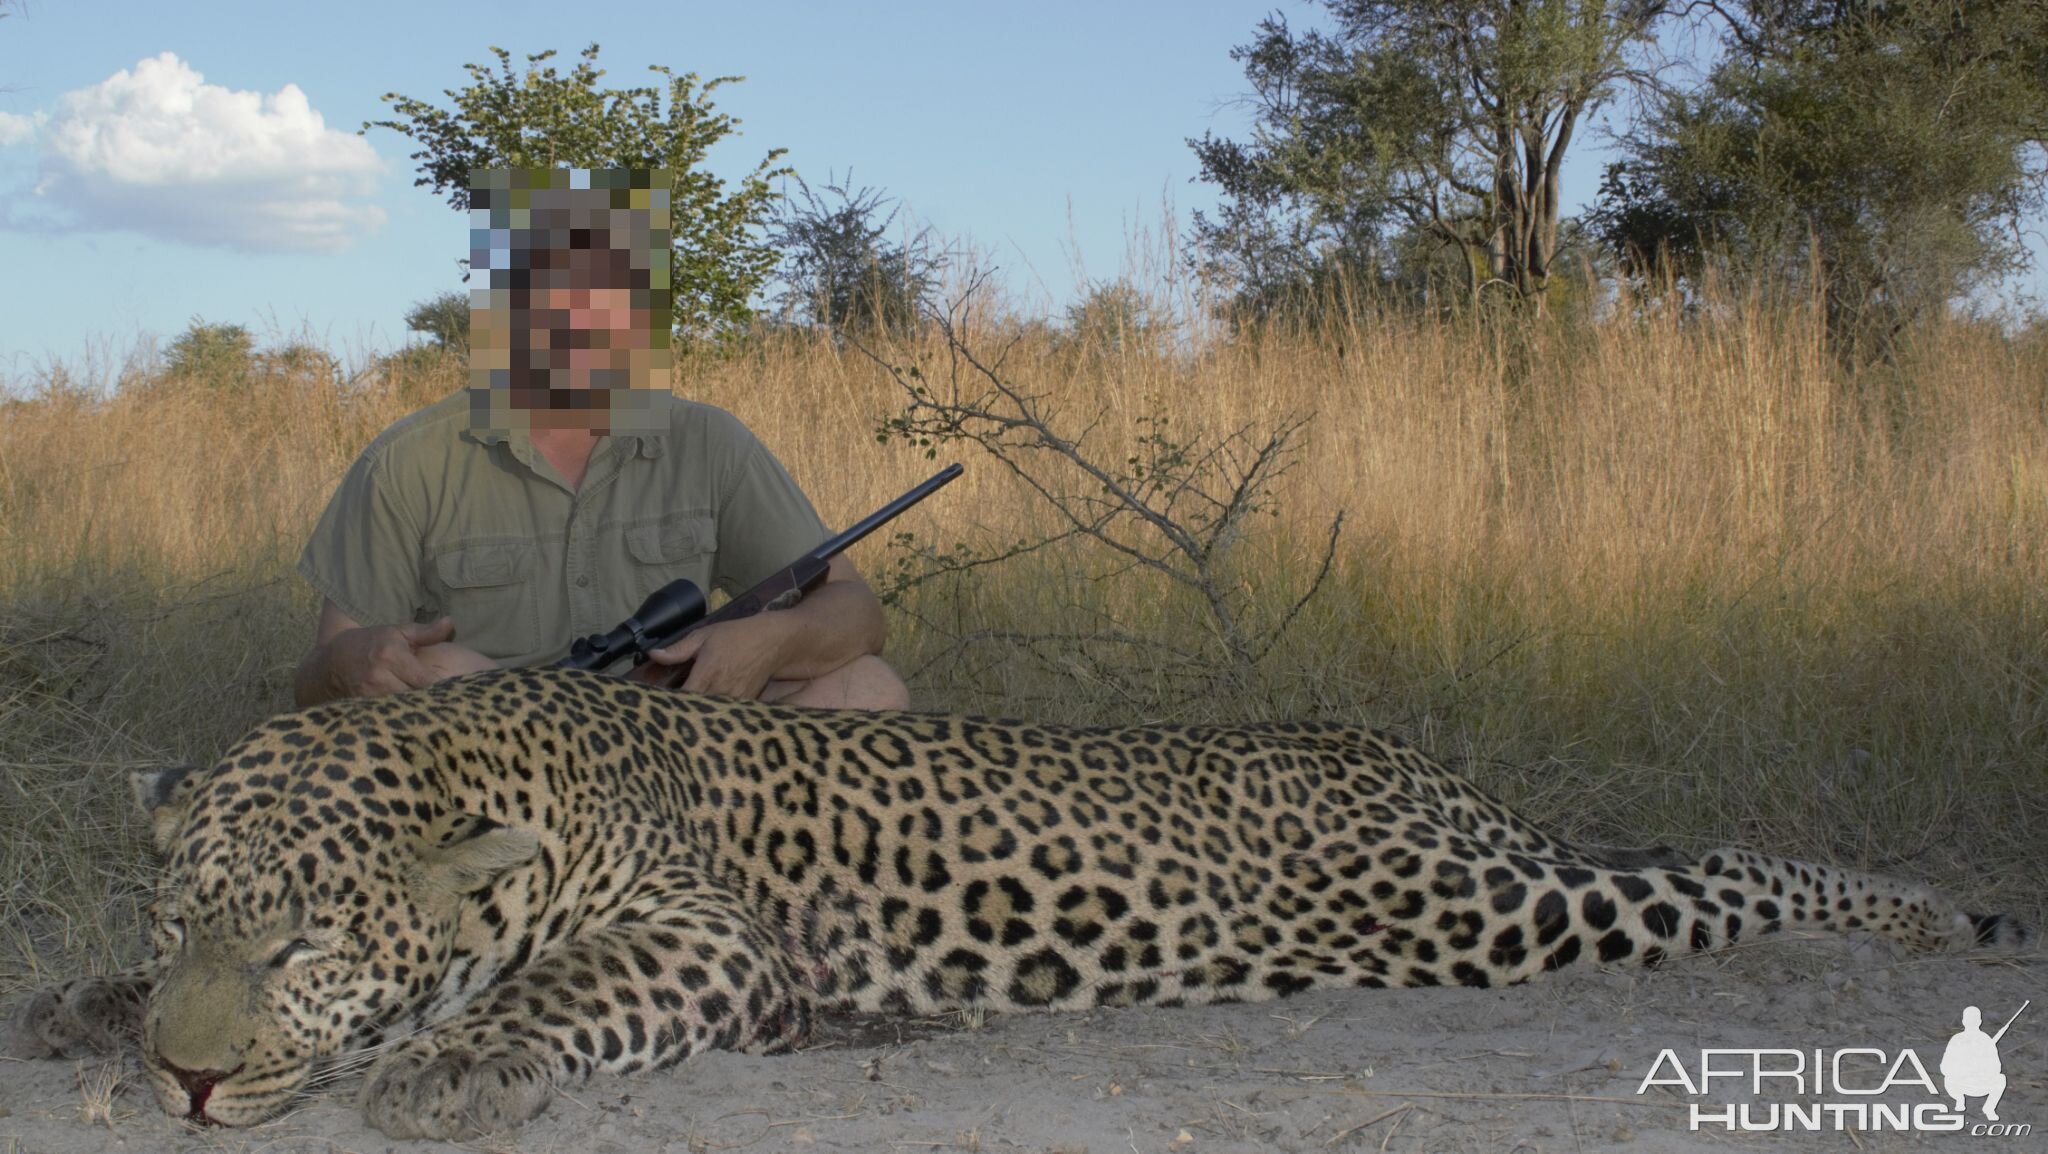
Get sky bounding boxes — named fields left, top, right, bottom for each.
left=0, top=1, right=2040, bottom=391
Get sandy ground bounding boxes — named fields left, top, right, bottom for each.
left=0, top=940, right=2039, bottom=1154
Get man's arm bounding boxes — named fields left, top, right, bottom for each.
left=293, top=601, right=501, bottom=707
left=644, top=554, right=886, bottom=698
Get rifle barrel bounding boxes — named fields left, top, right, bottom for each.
left=1992, top=999, right=2029, bottom=1044
left=811, top=463, right=962, bottom=560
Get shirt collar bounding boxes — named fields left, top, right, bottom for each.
left=619, top=428, right=667, bottom=458
left=460, top=392, right=668, bottom=459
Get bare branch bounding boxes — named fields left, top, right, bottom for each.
left=863, top=281, right=1346, bottom=695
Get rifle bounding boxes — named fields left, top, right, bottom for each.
left=1991, top=1000, right=2029, bottom=1045
left=556, top=463, right=962, bottom=687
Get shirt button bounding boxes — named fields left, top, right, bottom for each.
left=576, top=575, right=591, bottom=588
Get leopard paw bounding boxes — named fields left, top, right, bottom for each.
left=2, top=977, right=147, bottom=1059
left=358, top=1040, right=555, bottom=1140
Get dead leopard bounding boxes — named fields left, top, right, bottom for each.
left=5, top=668, right=2024, bottom=1140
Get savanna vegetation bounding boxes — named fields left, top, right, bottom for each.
left=3, top=3, right=2044, bottom=996
left=4, top=274, right=2043, bottom=986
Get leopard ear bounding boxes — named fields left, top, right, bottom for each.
left=130, top=763, right=205, bottom=854
left=415, top=822, right=541, bottom=904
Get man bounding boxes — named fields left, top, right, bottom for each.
left=1940, top=1004, right=2012, bottom=1122
left=294, top=167, right=908, bottom=711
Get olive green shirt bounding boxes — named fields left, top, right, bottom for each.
left=297, top=390, right=829, bottom=666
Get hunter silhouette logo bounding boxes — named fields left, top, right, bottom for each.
left=1943, top=1001, right=2027, bottom=1122
left=1637, top=999, right=2034, bottom=1136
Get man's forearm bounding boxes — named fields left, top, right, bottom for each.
left=756, top=579, right=887, bottom=681
left=293, top=643, right=345, bottom=709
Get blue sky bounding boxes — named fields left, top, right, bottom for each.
left=1, top=1, right=2040, bottom=390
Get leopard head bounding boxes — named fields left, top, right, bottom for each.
left=130, top=735, right=538, bottom=1126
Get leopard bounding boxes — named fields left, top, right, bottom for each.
left=5, top=667, right=2023, bottom=1140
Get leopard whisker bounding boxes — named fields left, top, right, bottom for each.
left=298, top=1027, right=427, bottom=1093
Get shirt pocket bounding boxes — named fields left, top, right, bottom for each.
left=428, top=541, right=541, bottom=660
left=624, top=512, right=718, bottom=604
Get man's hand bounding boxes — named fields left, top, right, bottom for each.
left=633, top=555, right=887, bottom=703
left=297, top=604, right=505, bottom=707
left=414, top=640, right=502, bottom=683
left=325, top=618, right=480, bottom=700
left=644, top=614, right=795, bottom=700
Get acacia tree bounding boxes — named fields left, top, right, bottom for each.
left=403, top=291, right=470, bottom=352
left=1591, top=0, right=2048, bottom=347
left=766, top=173, right=938, bottom=334
left=362, top=44, right=788, bottom=341
left=1064, top=278, right=1163, bottom=354
left=164, top=319, right=255, bottom=383
left=1191, top=1, right=1668, bottom=312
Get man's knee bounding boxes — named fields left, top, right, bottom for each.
left=766, top=655, right=910, bottom=711
left=844, top=654, right=912, bottom=711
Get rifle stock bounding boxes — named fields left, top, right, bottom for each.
left=555, top=463, right=962, bottom=688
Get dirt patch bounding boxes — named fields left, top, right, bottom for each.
left=2, top=941, right=2038, bottom=1154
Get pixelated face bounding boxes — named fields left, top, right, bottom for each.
left=529, top=286, right=643, bottom=386
left=510, top=242, right=654, bottom=408
left=466, top=168, right=673, bottom=434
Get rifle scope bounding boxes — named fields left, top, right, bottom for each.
left=558, top=578, right=707, bottom=671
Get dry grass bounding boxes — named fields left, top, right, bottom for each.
left=1, top=279, right=2042, bottom=990
left=71, top=1056, right=133, bottom=1128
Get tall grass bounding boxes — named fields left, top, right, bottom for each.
left=1, top=279, right=2042, bottom=987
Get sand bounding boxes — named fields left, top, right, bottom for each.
left=2, top=937, right=2039, bottom=1154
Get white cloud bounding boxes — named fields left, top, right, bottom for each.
left=0, top=110, right=36, bottom=147
left=5, top=52, right=386, bottom=252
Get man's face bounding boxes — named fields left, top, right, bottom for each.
left=497, top=243, right=660, bottom=429
left=466, top=171, right=674, bottom=438
left=527, top=280, right=648, bottom=393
